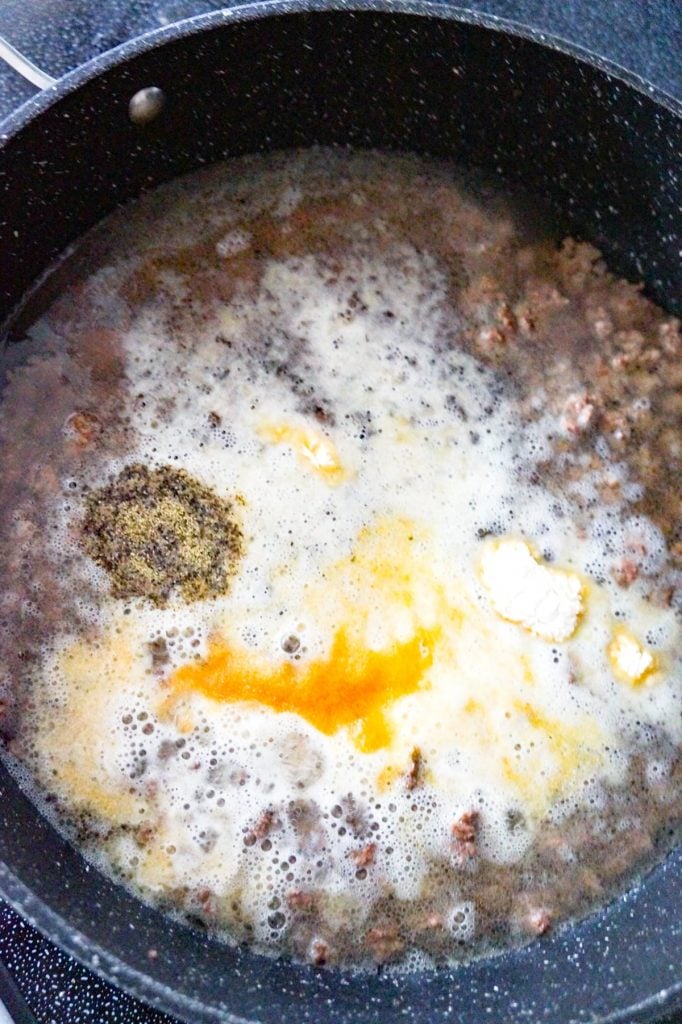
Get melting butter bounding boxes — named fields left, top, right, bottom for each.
left=479, top=538, right=583, bottom=642
left=608, top=627, right=657, bottom=685
left=258, top=420, right=350, bottom=484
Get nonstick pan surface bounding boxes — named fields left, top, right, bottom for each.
left=0, top=5, right=680, bottom=1022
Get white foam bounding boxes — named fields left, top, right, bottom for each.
left=7, top=149, right=680, bottom=965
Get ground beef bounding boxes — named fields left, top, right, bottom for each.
left=0, top=149, right=679, bottom=972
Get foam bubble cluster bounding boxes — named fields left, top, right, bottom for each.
left=1, top=148, right=679, bottom=970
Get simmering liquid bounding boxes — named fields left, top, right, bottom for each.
left=0, top=149, right=679, bottom=969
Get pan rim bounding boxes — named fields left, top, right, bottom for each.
left=2, top=842, right=681, bottom=1024
left=0, top=0, right=680, bottom=142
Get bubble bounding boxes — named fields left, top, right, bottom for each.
left=0, top=147, right=679, bottom=975
left=281, top=634, right=301, bottom=654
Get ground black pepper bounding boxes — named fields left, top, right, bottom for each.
left=81, top=463, right=243, bottom=605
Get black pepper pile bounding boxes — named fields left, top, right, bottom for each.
left=81, top=463, right=243, bottom=605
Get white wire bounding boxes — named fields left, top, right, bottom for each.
left=0, top=35, right=56, bottom=90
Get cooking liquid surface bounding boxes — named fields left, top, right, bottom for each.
left=0, top=149, right=680, bottom=970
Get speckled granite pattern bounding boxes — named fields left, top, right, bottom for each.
left=0, top=904, right=175, bottom=1023
left=0, top=4, right=680, bottom=1024
left=0, top=0, right=680, bottom=118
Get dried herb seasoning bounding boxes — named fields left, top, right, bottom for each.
left=82, top=463, right=243, bottom=604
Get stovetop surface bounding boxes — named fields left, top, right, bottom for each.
left=0, top=2, right=680, bottom=1022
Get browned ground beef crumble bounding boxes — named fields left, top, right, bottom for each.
left=0, top=151, right=679, bottom=969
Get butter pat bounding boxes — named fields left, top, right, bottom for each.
left=258, top=421, right=348, bottom=483
left=479, top=539, right=583, bottom=642
left=608, top=628, right=656, bottom=685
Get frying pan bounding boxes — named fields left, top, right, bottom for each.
left=0, top=4, right=680, bottom=1023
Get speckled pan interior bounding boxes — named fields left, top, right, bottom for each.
left=0, top=4, right=680, bottom=1022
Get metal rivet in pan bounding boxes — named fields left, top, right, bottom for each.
left=128, top=86, right=166, bottom=125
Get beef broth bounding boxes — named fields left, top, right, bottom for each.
left=0, top=149, right=679, bottom=970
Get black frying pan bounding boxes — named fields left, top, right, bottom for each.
left=0, top=5, right=680, bottom=1022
